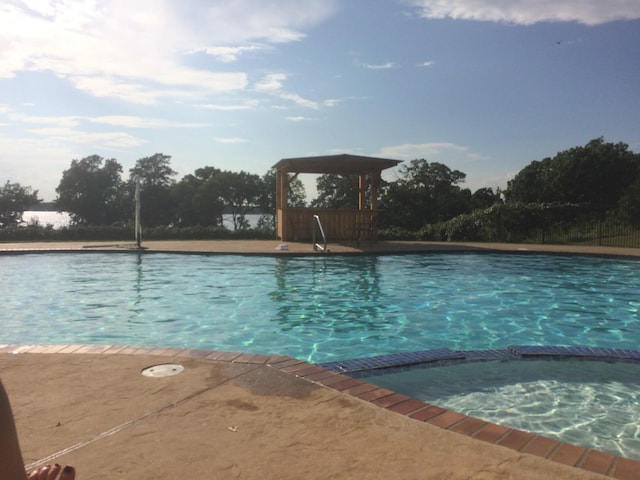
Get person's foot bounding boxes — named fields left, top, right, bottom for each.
left=27, top=464, right=75, bottom=480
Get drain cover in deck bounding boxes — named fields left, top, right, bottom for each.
left=141, top=364, right=184, bottom=378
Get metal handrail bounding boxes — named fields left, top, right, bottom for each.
left=312, top=215, right=328, bottom=252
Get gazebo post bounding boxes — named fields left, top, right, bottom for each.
left=358, top=174, right=366, bottom=210
left=276, top=167, right=289, bottom=241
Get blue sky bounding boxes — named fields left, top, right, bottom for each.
left=1, top=0, right=639, bottom=201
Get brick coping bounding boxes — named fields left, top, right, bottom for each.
left=2, top=344, right=638, bottom=480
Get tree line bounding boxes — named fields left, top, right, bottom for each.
left=1, top=137, right=639, bottom=240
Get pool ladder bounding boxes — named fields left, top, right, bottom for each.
left=312, top=215, right=328, bottom=252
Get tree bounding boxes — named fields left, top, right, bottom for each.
left=379, top=159, right=470, bottom=229
left=55, top=155, right=124, bottom=225
left=172, top=166, right=223, bottom=227
left=0, top=181, right=40, bottom=227
left=311, top=174, right=359, bottom=208
left=129, top=153, right=177, bottom=188
left=257, top=168, right=306, bottom=229
left=129, top=153, right=177, bottom=227
left=504, top=158, right=558, bottom=204
left=470, top=187, right=502, bottom=211
left=505, top=138, right=640, bottom=212
left=214, top=170, right=262, bottom=230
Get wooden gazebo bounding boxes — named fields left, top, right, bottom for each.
left=274, top=154, right=402, bottom=242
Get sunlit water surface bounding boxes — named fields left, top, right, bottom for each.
left=2, top=252, right=638, bottom=363
left=367, top=360, right=640, bottom=460
left=2, top=251, right=639, bottom=458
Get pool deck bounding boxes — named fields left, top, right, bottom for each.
left=2, top=238, right=640, bottom=257
left=2, top=240, right=640, bottom=479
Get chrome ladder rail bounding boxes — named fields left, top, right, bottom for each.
left=312, top=215, right=328, bottom=252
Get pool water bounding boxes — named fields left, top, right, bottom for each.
left=1, top=252, right=638, bottom=363
left=365, top=360, right=640, bottom=460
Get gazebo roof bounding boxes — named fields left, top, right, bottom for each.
left=274, top=154, right=402, bottom=175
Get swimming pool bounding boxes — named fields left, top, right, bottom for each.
left=1, top=251, right=638, bottom=363
left=364, top=358, right=640, bottom=460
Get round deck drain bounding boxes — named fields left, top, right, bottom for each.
left=141, top=364, right=184, bottom=378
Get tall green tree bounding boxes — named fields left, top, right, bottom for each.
left=129, top=153, right=177, bottom=226
left=505, top=138, right=640, bottom=212
left=380, top=159, right=470, bottom=229
left=214, top=170, right=263, bottom=230
left=470, top=187, right=502, bottom=210
left=311, top=174, right=359, bottom=208
left=55, top=155, right=124, bottom=225
left=0, top=181, right=40, bottom=226
left=173, top=166, right=223, bottom=227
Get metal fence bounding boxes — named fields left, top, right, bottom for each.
left=526, top=207, right=640, bottom=248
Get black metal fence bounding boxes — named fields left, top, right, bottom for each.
left=409, top=202, right=640, bottom=248
left=529, top=214, right=640, bottom=248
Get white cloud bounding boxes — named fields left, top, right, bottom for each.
left=254, top=73, right=288, bottom=92
left=26, top=127, right=145, bottom=148
left=286, top=116, right=311, bottom=122
left=90, top=116, right=205, bottom=129
left=407, top=0, right=640, bottom=25
left=363, top=62, right=396, bottom=70
left=199, top=101, right=259, bottom=111
left=254, top=73, right=319, bottom=109
left=8, top=113, right=82, bottom=128
left=0, top=0, right=337, bottom=102
left=4, top=108, right=203, bottom=129
left=378, top=142, right=470, bottom=160
left=193, top=45, right=267, bottom=63
left=417, top=61, right=435, bottom=67
left=280, top=93, right=319, bottom=109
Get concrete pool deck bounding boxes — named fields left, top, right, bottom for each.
left=1, top=240, right=640, bottom=479
left=2, top=239, right=640, bottom=257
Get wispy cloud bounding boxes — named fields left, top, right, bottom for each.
left=407, top=0, right=640, bottom=25
left=286, top=116, right=311, bottom=122
left=254, top=73, right=288, bottom=93
left=254, top=73, right=320, bottom=109
left=198, top=101, right=260, bottom=111
left=191, top=45, right=267, bottom=63
left=379, top=142, right=468, bottom=159
left=26, top=127, right=145, bottom=148
left=323, top=99, right=341, bottom=107
left=3, top=108, right=203, bottom=129
left=90, top=116, right=206, bottom=129
left=280, top=93, right=319, bottom=109
left=417, top=61, right=435, bottom=67
left=362, top=62, right=396, bottom=70
left=0, top=1, right=337, bottom=103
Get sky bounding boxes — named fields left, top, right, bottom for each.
left=1, top=0, right=640, bottom=202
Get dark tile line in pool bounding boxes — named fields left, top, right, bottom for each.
left=3, top=344, right=639, bottom=480
left=319, top=345, right=640, bottom=376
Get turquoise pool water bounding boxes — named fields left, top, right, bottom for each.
left=1, top=252, right=638, bottom=363
left=367, top=359, right=640, bottom=460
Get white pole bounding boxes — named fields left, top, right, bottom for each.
left=135, top=179, right=141, bottom=248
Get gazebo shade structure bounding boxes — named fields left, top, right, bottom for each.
left=273, top=154, right=402, bottom=242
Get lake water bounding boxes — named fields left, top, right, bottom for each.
left=21, top=211, right=265, bottom=229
